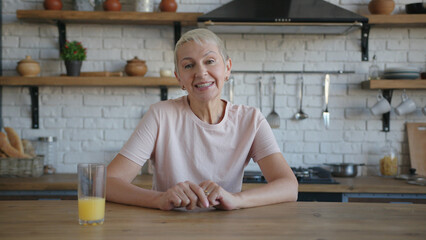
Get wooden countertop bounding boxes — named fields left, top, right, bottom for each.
left=0, top=200, right=425, bottom=240
left=1, top=174, right=425, bottom=194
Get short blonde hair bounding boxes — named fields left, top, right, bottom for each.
left=174, top=28, right=229, bottom=74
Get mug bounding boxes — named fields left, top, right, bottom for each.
left=370, top=93, right=391, bottom=115
left=395, top=91, right=416, bottom=116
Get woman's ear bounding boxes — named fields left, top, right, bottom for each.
left=225, top=58, right=232, bottom=78
left=174, top=71, right=185, bottom=90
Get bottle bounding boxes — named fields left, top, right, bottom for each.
left=368, top=55, right=380, bottom=80
left=37, top=137, right=58, bottom=174
left=379, top=141, right=398, bottom=177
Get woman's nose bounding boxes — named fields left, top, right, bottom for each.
left=194, top=64, right=207, bottom=78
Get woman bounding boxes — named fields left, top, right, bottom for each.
left=106, top=29, right=298, bottom=211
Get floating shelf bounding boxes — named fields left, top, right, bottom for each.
left=364, top=14, right=426, bottom=27
left=0, top=76, right=180, bottom=87
left=16, top=10, right=203, bottom=26
left=361, top=80, right=426, bottom=89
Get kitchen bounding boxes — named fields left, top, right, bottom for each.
left=1, top=0, right=426, bottom=239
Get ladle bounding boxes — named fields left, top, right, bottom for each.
left=294, top=75, right=309, bottom=120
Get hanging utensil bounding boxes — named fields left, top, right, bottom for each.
left=228, top=76, right=234, bottom=104
left=323, top=74, right=330, bottom=129
left=266, top=76, right=280, bottom=129
left=258, top=76, right=263, bottom=113
left=294, top=75, right=309, bottom=120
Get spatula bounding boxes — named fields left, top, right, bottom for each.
left=323, top=74, right=330, bottom=129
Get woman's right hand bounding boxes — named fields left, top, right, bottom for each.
left=157, top=181, right=209, bottom=211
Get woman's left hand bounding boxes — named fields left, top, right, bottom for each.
left=199, top=180, right=240, bottom=210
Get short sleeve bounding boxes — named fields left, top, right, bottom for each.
left=249, top=117, right=281, bottom=162
left=119, top=105, right=159, bottom=166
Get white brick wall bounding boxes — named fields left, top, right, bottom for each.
left=1, top=0, right=425, bottom=173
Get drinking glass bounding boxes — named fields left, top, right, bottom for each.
left=78, top=163, right=106, bottom=225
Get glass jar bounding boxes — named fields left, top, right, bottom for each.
left=379, top=142, right=398, bottom=177
left=368, top=55, right=380, bottom=80
left=37, top=137, right=58, bottom=174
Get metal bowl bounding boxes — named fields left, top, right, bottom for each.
left=325, top=163, right=365, bottom=178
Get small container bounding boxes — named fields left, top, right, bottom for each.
left=135, top=0, right=154, bottom=12
left=125, top=57, right=148, bottom=76
left=16, top=56, right=41, bottom=77
left=160, top=68, right=173, bottom=77
left=37, top=137, right=58, bottom=174
left=379, top=142, right=398, bottom=177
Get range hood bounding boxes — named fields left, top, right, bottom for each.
left=197, top=0, right=368, bottom=35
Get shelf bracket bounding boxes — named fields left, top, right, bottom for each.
left=160, top=86, right=168, bottom=101
left=173, top=21, right=181, bottom=45
left=29, top=87, right=39, bottom=129
left=57, top=21, right=67, bottom=53
left=361, top=24, right=370, bottom=61
left=381, top=89, right=393, bottom=132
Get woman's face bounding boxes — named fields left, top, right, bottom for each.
left=175, top=40, right=231, bottom=104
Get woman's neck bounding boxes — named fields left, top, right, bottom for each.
left=187, top=96, right=226, bottom=124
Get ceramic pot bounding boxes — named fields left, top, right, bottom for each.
left=44, top=0, right=63, bottom=10
left=16, top=56, right=41, bottom=77
left=65, top=60, right=83, bottom=76
left=103, top=0, right=122, bottom=11
left=368, top=0, right=395, bottom=15
left=159, top=0, right=177, bottom=12
left=125, top=57, right=148, bottom=76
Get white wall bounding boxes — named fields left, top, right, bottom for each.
left=2, top=0, right=425, bottom=174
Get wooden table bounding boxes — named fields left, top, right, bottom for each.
left=0, top=200, right=425, bottom=240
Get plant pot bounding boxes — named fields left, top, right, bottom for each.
left=65, top=61, right=83, bottom=76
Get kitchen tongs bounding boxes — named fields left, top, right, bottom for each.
left=323, top=74, right=330, bottom=129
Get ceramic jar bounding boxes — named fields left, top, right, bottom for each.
left=44, top=0, right=63, bottom=10
left=159, top=0, right=177, bottom=12
left=103, top=0, right=122, bottom=11
left=368, top=0, right=395, bottom=15
left=16, top=56, right=41, bottom=77
left=125, top=57, right=148, bottom=76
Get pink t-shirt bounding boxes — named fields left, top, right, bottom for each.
left=119, top=96, right=280, bottom=193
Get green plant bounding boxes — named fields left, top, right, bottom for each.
left=60, top=41, right=87, bottom=61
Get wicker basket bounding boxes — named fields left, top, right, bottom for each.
left=0, top=155, right=44, bottom=177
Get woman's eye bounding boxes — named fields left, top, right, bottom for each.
left=206, top=59, right=215, bottom=64
left=183, top=64, right=193, bottom=69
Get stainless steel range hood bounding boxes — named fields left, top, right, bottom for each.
left=197, top=0, right=368, bottom=35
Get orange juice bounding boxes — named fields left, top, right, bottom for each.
left=78, top=197, right=105, bottom=222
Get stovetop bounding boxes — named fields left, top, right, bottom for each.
left=243, top=167, right=338, bottom=184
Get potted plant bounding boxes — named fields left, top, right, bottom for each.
left=61, top=40, right=87, bottom=76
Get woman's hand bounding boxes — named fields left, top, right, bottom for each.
left=158, top=181, right=209, bottom=211
left=199, top=180, right=240, bottom=211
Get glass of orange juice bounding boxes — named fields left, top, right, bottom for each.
left=78, top=163, right=106, bottom=226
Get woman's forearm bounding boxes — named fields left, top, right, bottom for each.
left=234, top=176, right=298, bottom=209
left=106, top=176, right=162, bottom=209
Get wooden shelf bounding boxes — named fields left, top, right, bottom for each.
left=361, top=80, right=426, bottom=89
left=16, top=10, right=203, bottom=26
left=0, top=76, right=180, bottom=87
left=364, top=14, right=426, bottom=27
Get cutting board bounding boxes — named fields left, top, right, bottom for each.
left=407, top=122, right=426, bottom=176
